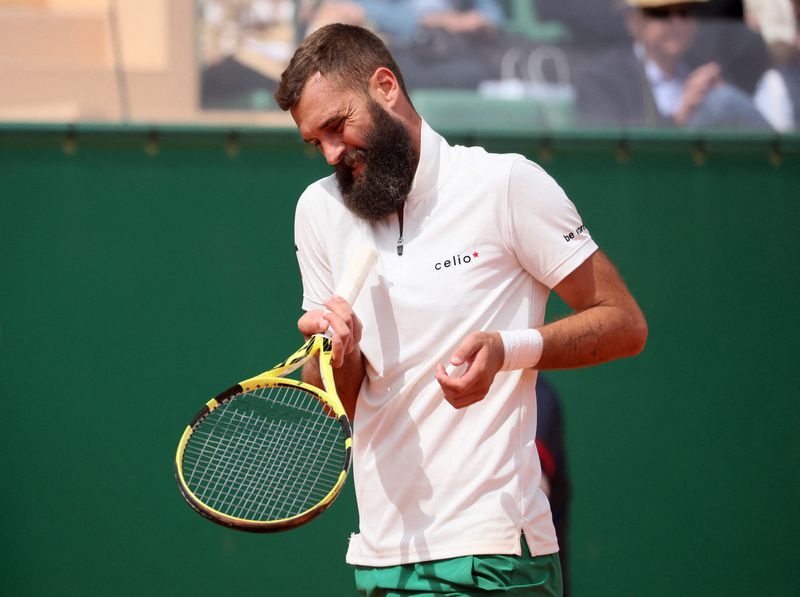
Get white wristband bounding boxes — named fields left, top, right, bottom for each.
left=499, top=329, right=544, bottom=371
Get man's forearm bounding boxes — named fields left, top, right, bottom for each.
left=536, top=251, right=648, bottom=370
left=537, top=301, right=647, bottom=370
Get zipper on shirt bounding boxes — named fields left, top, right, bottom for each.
left=396, top=203, right=405, bottom=256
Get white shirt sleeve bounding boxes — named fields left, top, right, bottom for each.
left=294, top=188, right=333, bottom=312
left=505, top=158, right=598, bottom=288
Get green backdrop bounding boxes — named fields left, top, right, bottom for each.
left=1, top=124, right=798, bottom=596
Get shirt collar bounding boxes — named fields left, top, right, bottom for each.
left=407, top=118, right=442, bottom=201
left=634, top=43, right=689, bottom=85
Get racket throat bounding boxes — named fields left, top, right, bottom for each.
left=396, top=203, right=405, bottom=256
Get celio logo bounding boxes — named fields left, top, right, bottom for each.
left=434, top=250, right=480, bottom=270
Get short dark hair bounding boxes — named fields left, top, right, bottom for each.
left=275, top=24, right=410, bottom=111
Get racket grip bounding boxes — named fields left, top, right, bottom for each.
left=323, top=245, right=377, bottom=340
left=333, top=246, right=378, bottom=305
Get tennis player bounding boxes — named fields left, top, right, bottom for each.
left=276, top=24, right=647, bottom=596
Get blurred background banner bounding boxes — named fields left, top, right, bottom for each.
left=0, top=0, right=798, bottom=131
left=1, top=2, right=800, bottom=597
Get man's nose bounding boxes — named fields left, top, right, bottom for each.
left=320, top=139, right=346, bottom=165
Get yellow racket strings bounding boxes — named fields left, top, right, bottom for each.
left=182, top=384, right=347, bottom=522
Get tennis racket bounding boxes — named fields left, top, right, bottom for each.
left=175, top=246, right=377, bottom=532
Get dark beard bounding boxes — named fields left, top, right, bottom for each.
left=335, top=101, right=417, bottom=221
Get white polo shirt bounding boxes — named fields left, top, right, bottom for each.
left=294, top=120, right=597, bottom=567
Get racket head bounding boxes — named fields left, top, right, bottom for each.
left=175, top=337, right=352, bottom=532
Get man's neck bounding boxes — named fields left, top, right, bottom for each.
left=405, top=110, right=423, bottom=163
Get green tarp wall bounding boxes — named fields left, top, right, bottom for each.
left=1, top=125, right=798, bottom=596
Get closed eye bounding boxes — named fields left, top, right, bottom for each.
left=302, top=107, right=352, bottom=150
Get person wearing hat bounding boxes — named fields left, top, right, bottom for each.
left=575, top=0, right=771, bottom=129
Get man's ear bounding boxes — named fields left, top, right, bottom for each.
left=369, top=67, right=400, bottom=108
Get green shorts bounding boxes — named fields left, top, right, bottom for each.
left=353, top=540, right=562, bottom=597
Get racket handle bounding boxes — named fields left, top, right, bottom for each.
left=333, top=245, right=378, bottom=305
left=323, top=245, right=377, bottom=339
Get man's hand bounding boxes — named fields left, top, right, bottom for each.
left=297, top=295, right=363, bottom=369
left=298, top=296, right=366, bottom=420
left=674, top=62, right=722, bottom=126
left=434, top=331, right=505, bottom=409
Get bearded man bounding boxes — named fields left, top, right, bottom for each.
left=275, top=24, right=647, bottom=596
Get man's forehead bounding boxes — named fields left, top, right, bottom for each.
left=293, top=74, right=355, bottom=135
left=291, top=73, right=340, bottom=126
left=300, top=72, right=337, bottom=101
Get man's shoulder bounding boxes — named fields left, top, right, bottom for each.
left=445, top=140, right=526, bottom=174
left=302, top=173, right=338, bottom=198
left=296, top=174, right=353, bottom=225
left=298, top=174, right=342, bottom=208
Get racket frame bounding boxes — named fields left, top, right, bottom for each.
left=174, top=334, right=352, bottom=532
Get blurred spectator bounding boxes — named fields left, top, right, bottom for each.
left=745, top=0, right=798, bottom=65
left=228, top=0, right=508, bottom=94
left=362, top=0, right=509, bottom=89
left=358, top=0, right=504, bottom=44
left=536, top=376, right=571, bottom=597
left=753, top=0, right=800, bottom=130
left=575, top=0, right=771, bottom=130
left=302, top=0, right=368, bottom=35
left=199, top=0, right=297, bottom=110
left=685, top=0, right=770, bottom=93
